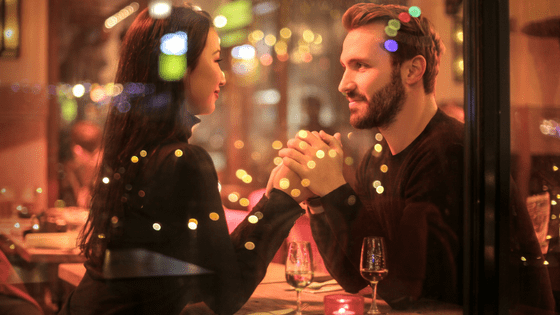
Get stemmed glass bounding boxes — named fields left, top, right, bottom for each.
left=361, top=236, right=388, bottom=315
left=285, top=241, right=314, bottom=315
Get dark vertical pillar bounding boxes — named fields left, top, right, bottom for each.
left=463, top=0, right=511, bottom=314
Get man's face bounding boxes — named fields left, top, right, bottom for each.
left=338, top=23, right=406, bottom=130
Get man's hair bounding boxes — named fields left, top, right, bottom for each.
left=342, top=3, right=445, bottom=94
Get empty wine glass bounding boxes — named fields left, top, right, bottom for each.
left=361, top=236, right=388, bottom=314
left=285, top=241, right=314, bottom=315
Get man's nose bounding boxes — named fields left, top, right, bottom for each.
left=338, top=70, right=355, bottom=94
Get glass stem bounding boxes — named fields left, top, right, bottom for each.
left=368, top=281, right=380, bottom=314
left=296, top=289, right=302, bottom=315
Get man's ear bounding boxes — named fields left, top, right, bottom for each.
left=402, top=55, right=426, bottom=86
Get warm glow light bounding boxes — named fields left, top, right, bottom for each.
left=248, top=215, right=258, bottom=224
left=153, top=223, right=162, bottom=231
left=188, top=219, right=198, bottom=230
left=272, top=140, right=283, bottom=150
left=302, top=30, right=315, bottom=43
left=264, top=34, right=277, bottom=46
left=214, top=15, right=228, bottom=28
left=240, top=198, right=250, bottom=207
left=72, top=84, right=85, bottom=98
left=279, top=178, right=290, bottom=189
left=228, top=193, right=240, bottom=203
left=260, top=53, right=273, bottom=66
left=242, top=175, right=253, bottom=184
left=280, top=28, right=292, bottom=39
left=232, top=44, right=256, bottom=60
left=234, top=140, right=245, bottom=149
left=274, top=157, right=283, bottom=165
left=149, top=0, right=172, bottom=19
left=236, top=169, right=247, bottom=179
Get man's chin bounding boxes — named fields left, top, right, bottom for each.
left=350, top=115, right=373, bottom=130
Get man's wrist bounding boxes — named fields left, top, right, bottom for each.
left=306, top=196, right=324, bottom=214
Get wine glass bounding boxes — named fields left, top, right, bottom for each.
left=361, top=236, right=388, bottom=315
left=285, top=241, right=314, bottom=315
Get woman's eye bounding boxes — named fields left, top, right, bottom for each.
left=216, top=58, right=223, bottom=63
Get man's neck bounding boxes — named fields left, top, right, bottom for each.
left=379, top=93, right=438, bottom=155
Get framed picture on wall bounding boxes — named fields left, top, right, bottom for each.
left=1, top=0, right=20, bottom=58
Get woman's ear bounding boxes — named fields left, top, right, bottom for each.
left=402, top=55, right=426, bottom=86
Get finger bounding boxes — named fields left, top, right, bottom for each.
left=266, top=164, right=283, bottom=196
left=320, top=130, right=343, bottom=149
left=296, top=130, right=323, bottom=147
left=279, top=148, right=308, bottom=165
left=282, top=157, right=308, bottom=179
left=286, top=138, right=314, bottom=156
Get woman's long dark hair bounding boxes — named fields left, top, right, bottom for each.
left=79, top=5, right=212, bottom=266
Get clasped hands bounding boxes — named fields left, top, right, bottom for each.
left=266, top=130, right=347, bottom=203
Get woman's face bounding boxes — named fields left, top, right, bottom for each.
left=184, top=28, right=226, bottom=115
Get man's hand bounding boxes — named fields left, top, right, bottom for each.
left=279, top=130, right=347, bottom=197
left=266, top=163, right=316, bottom=203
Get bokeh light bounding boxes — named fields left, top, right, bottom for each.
left=232, top=44, right=256, bottom=60
left=153, top=223, right=162, bottom=231
left=159, top=54, right=186, bottom=81
left=264, top=34, right=277, bottom=46
left=272, top=140, right=283, bottom=150
left=149, top=0, right=172, bottom=19
left=214, top=15, right=228, bottom=28
left=160, top=32, right=188, bottom=55
left=279, top=178, right=290, bottom=189
left=398, top=12, right=411, bottom=23
left=384, top=26, right=398, bottom=37
left=240, top=198, right=250, bottom=207
left=72, top=84, right=85, bottom=98
left=384, top=39, right=398, bottom=52
left=409, top=6, right=421, bottom=18
left=303, top=30, right=315, bottom=43
left=280, top=27, right=292, bottom=39
left=260, top=53, right=273, bottom=66
left=188, top=219, right=198, bottom=230
left=209, top=212, right=220, bottom=221
left=388, top=19, right=401, bottom=30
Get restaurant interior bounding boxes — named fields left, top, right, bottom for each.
left=1, top=0, right=560, bottom=314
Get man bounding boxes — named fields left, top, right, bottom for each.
left=272, top=3, right=463, bottom=308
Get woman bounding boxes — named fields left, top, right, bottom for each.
left=59, top=5, right=309, bottom=315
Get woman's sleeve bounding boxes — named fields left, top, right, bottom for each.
left=159, top=145, right=304, bottom=314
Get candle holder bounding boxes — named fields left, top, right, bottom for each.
left=324, top=294, right=364, bottom=315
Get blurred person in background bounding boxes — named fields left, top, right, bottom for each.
left=58, top=5, right=312, bottom=315
left=58, top=120, right=102, bottom=208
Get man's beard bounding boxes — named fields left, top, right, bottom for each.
left=348, top=67, right=406, bottom=130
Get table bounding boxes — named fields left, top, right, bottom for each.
left=58, top=262, right=463, bottom=315
left=0, top=219, right=86, bottom=264
left=0, top=218, right=86, bottom=313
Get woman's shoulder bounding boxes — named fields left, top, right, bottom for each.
left=141, top=141, right=217, bottom=185
left=153, top=142, right=212, bottom=164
